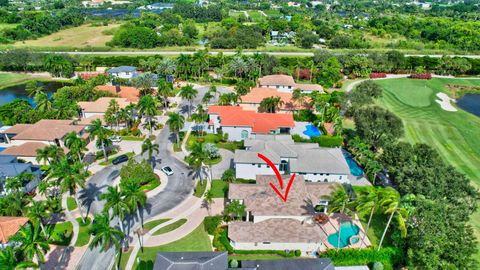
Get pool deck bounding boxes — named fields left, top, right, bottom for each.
left=292, top=121, right=312, bottom=139
left=320, top=213, right=372, bottom=250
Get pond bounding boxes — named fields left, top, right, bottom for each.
left=457, top=94, right=480, bottom=117
left=0, top=81, right=69, bottom=106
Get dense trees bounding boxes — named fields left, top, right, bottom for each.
left=109, top=25, right=159, bottom=49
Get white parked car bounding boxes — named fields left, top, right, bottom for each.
left=161, top=166, right=174, bottom=176
left=110, top=136, right=122, bottom=143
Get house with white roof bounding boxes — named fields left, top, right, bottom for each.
left=258, top=74, right=324, bottom=93
left=107, top=66, right=139, bottom=79
left=234, top=135, right=350, bottom=183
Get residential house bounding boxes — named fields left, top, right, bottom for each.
left=240, top=87, right=310, bottom=113
left=152, top=251, right=335, bottom=270
left=96, top=85, right=140, bottom=103
left=228, top=175, right=369, bottom=255
left=257, top=74, right=324, bottom=93
left=234, top=135, right=350, bottom=183
left=0, top=155, right=42, bottom=195
left=79, top=97, right=131, bottom=118
left=106, top=66, right=139, bottom=79
left=0, top=142, right=69, bottom=165
left=207, top=106, right=295, bottom=141
left=0, top=216, right=29, bottom=249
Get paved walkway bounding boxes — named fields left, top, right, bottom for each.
left=211, top=149, right=234, bottom=179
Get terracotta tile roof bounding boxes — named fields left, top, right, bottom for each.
left=2, top=124, right=33, bottom=135
left=0, top=142, right=70, bottom=157
left=0, top=216, right=28, bottom=243
left=96, top=85, right=140, bottom=103
left=76, top=115, right=106, bottom=126
left=241, top=87, right=310, bottom=111
left=79, top=97, right=131, bottom=113
left=229, top=218, right=326, bottom=244
left=229, top=175, right=339, bottom=216
left=258, top=75, right=296, bottom=87
left=77, top=72, right=104, bottom=80
left=208, top=106, right=294, bottom=133
left=11, top=120, right=84, bottom=141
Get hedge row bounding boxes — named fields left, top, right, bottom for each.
left=319, top=247, right=403, bottom=268
left=292, top=134, right=343, bottom=147
left=409, top=73, right=432, bottom=79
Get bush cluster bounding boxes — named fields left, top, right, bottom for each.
left=409, top=73, right=432, bottom=80
left=319, top=247, right=403, bottom=268
left=369, top=72, right=387, bottom=78
left=292, top=134, right=343, bottom=147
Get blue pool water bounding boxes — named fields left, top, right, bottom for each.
left=328, top=222, right=360, bottom=248
left=343, top=152, right=364, bottom=176
left=0, top=147, right=5, bottom=152
left=303, top=124, right=321, bottom=138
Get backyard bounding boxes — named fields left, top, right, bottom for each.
left=375, top=77, right=480, bottom=260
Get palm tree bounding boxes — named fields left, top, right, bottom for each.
left=141, top=138, right=159, bottom=167
left=166, top=112, right=185, bottom=146
left=186, top=142, right=207, bottom=183
left=35, top=147, right=51, bottom=165
left=137, top=95, right=159, bottom=136
left=88, top=119, right=112, bottom=162
left=120, top=178, right=147, bottom=230
left=10, top=222, right=49, bottom=265
left=191, top=113, right=205, bottom=136
left=323, top=185, right=353, bottom=250
left=100, top=186, right=130, bottom=234
left=89, top=213, right=125, bottom=270
left=104, top=99, right=120, bottom=131
left=176, top=54, right=192, bottom=79
left=156, top=58, right=177, bottom=76
left=34, top=92, right=53, bottom=113
left=26, top=201, right=50, bottom=238
left=221, top=169, right=235, bottom=183
left=157, top=79, right=174, bottom=111
left=365, top=159, right=382, bottom=185
left=179, top=84, right=198, bottom=117
left=0, top=246, right=37, bottom=270
left=377, top=187, right=408, bottom=251
left=355, top=187, right=383, bottom=246
left=36, top=145, right=65, bottom=164
left=203, top=189, right=214, bottom=215
left=224, top=199, right=246, bottom=221
left=133, top=72, right=157, bottom=96
left=26, top=81, right=44, bottom=98
left=64, top=132, right=87, bottom=162
left=49, top=158, right=88, bottom=221
left=259, top=96, right=284, bottom=113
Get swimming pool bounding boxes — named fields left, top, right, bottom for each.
left=0, top=147, right=5, bottom=152
left=328, top=222, right=360, bottom=248
left=343, top=152, right=364, bottom=176
left=303, top=124, right=321, bottom=138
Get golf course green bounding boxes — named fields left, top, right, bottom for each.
left=375, top=77, right=480, bottom=260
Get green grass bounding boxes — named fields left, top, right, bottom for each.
left=120, top=136, right=145, bottom=141
left=193, top=180, right=207, bottom=198
left=75, top=217, right=91, bottom=247
left=152, top=219, right=187, bottom=236
left=99, top=152, right=135, bottom=165
left=375, top=77, right=480, bottom=261
left=210, top=180, right=228, bottom=198
left=66, top=197, right=78, bottom=211
left=119, top=249, right=132, bottom=270
left=49, top=221, right=73, bottom=246
left=186, top=133, right=243, bottom=152
left=140, top=178, right=161, bottom=192
left=0, top=73, right=48, bottom=89
left=0, top=23, right=18, bottom=30
left=133, top=222, right=212, bottom=270
left=248, top=11, right=267, bottom=22
left=143, top=219, right=171, bottom=231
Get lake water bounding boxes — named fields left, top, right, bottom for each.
left=0, top=81, right=68, bottom=106
left=457, top=94, right=480, bottom=117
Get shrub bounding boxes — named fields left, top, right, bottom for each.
left=229, top=259, right=239, bottom=268
left=204, top=216, right=222, bottom=235
left=317, top=135, right=343, bottom=147
left=373, top=262, right=384, bottom=270
left=294, top=109, right=317, bottom=122
left=370, top=72, right=387, bottom=78
left=319, top=247, right=403, bottom=267
left=409, top=73, right=432, bottom=80
left=119, top=159, right=156, bottom=185
left=294, top=249, right=301, bottom=257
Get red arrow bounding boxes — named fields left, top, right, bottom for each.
left=257, top=153, right=296, bottom=202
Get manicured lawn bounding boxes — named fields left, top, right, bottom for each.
left=187, top=133, right=243, bottom=152
left=0, top=73, right=44, bottom=89
left=143, top=219, right=171, bottom=231
left=210, top=180, right=228, bottom=198
left=75, top=217, right=91, bottom=247
left=375, top=77, right=480, bottom=260
left=119, top=249, right=132, bottom=270
left=121, top=136, right=145, bottom=141
left=99, top=152, right=135, bottom=166
left=13, top=23, right=121, bottom=48
left=49, top=221, right=73, bottom=246
left=133, top=222, right=212, bottom=270
left=248, top=11, right=267, bottom=22
left=140, top=178, right=161, bottom=192
left=153, top=219, right=187, bottom=236
left=66, top=197, right=78, bottom=211
left=193, top=180, right=207, bottom=198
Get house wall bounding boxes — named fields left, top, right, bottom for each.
left=259, top=84, right=293, bottom=93
left=235, top=163, right=283, bottom=180
left=221, top=126, right=252, bottom=141
left=83, top=112, right=104, bottom=118
left=17, top=156, right=43, bottom=165
left=230, top=240, right=324, bottom=256
left=239, top=103, right=259, bottom=112
left=297, top=172, right=349, bottom=183
left=110, top=71, right=136, bottom=79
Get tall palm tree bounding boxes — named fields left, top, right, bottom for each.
left=186, top=143, right=207, bottom=183
left=35, top=147, right=51, bottom=165
left=355, top=187, right=383, bottom=246
left=100, top=186, right=130, bottom=234
left=49, top=158, right=88, bottom=221
left=179, top=84, right=198, bottom=117
left=157, top=79, right=174, bottom=111
left=378, top=187, right=408, bottom=251
left=137, top=95, right=159, bottom=136
left=88, top=119, right=112, bottom=162
left=26, top=81, right=44, bottom=98
left=120, top=178, right=147, bottom=230
left=64, top=132, right=87, bottom=162
left=34, top=92, right=53, bottom=113
left=323, top=185, right=353, bottom=250
left=365, top=159, right=382, bottom=185
left=203, top=189, right=214, bottom=215
left=36, top=145, right=65, bottom=165
left=259, top=96, right=284, bottom=113
left=133, top=72, right=157, bottom=96
left=104, top=99, right=120, bottom=131
left=141, top=138, right=159, bottom=167
left=10, top=222, right=49, bottom=265
left=26, top=201, right=50, bottom=238
left=0, top=246, right=37, bottom=270
left=88, top=213, right=125, bottom=270
left=166, top=112, right=185, bottom=146
left=176, top=54, right=192, bottom=79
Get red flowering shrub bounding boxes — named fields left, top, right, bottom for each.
left=409, top=73, right=432, bottom=80
left=369, top=72, right=387, bottom=78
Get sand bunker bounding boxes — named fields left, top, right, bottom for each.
left=435, top=92, right=457, bottom=112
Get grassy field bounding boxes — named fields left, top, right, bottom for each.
left=133, top=222, right=212, bottom=269
left=248, top=11, right=267, bottom=22
left=0, top=23, right=18, bottom=30
left=152, top=219, right=187, bottom=236
left=14, top=23, right=121, bottom=48
left=0, top=73, right=51, bottom=89
left=375, top=77, right=480, bottom=260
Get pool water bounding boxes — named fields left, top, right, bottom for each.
left=303, top=124, right=321, bottom=138
left=328, top=222, right=360, bottom=248
left=343, top=152, right=364, bottom=176
left=0, top=147, right=5, bottom=152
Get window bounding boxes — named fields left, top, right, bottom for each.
left=125, top=72, right=130, bottom=75
left=241, top=130, right=249, bottom=139
left=257, top=164, right=261, bottom=168
left=262, top=242, right=271, bottom=244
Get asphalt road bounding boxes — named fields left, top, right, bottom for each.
left=50, top=51, right=480, bottom=58
left=75, top=85, right=218, bottom=270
